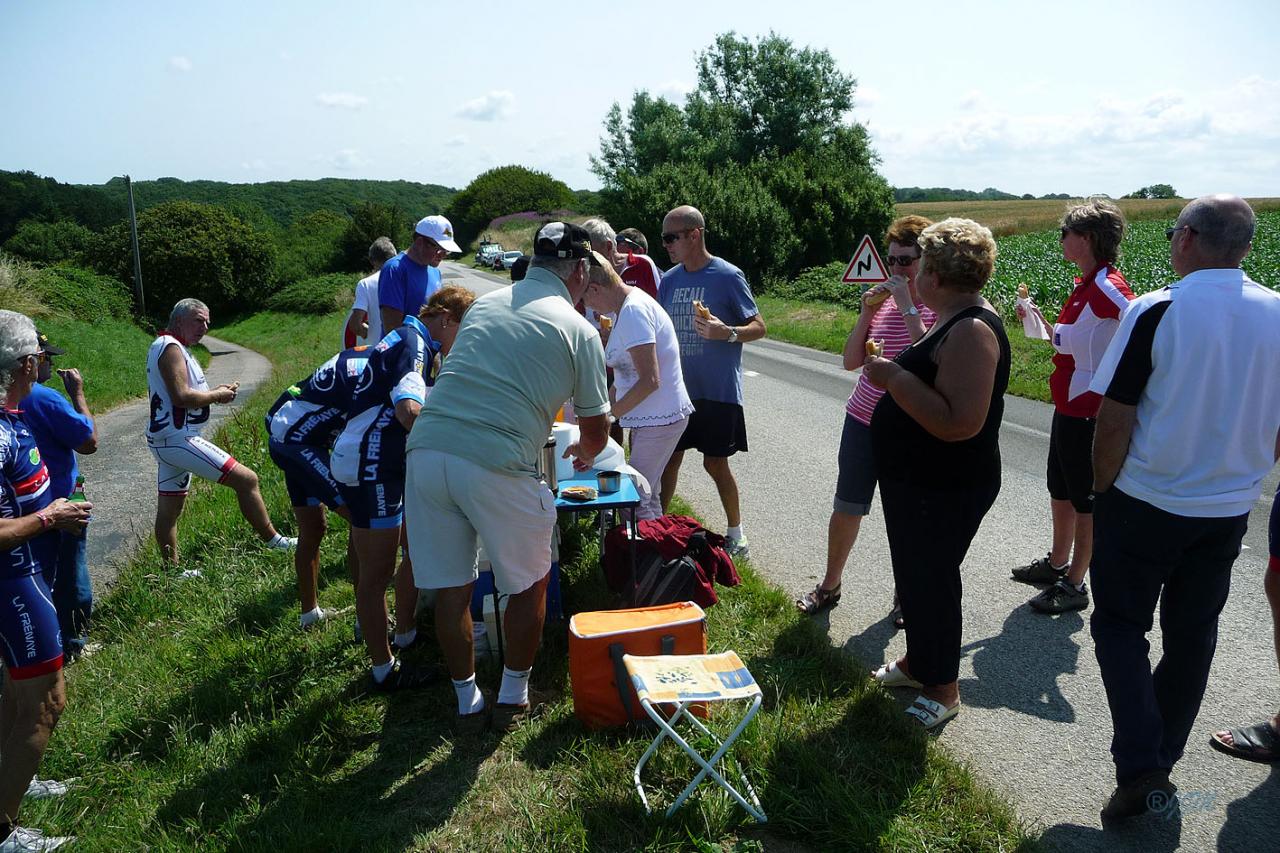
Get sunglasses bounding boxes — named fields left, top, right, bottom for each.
left=1165, top=225, right=1198, bottom=240
left=661, top=228, right=696, bottom=245
left=886, top=254, right=919, bottom=266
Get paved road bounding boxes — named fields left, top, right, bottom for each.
left=76, top=335, right=272, bottom=591
left=671, top=336, right=1279, bottom=852
left=439, top=259, right=510, bottom=296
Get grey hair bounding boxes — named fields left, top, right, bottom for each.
left=1179, top=195, right=1256, bottom=265
left=369, top=237, right=397, bottom=265
left=580, top=218, right=616, bottom=250
left=0, top=309, right=37, bottom=392
left=169, top=298, right=209, bottom=329
left=529, top=255, right=587, bottom=282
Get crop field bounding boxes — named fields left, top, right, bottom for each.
left=897, top=197, right=1280, bottom=238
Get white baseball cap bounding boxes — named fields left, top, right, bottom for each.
left=414, top=215, right=461, bottom=253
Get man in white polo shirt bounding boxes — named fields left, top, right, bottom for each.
left=1087, top=194, right=1280, bottom=823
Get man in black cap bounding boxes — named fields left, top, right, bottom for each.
left=21, top=331, right=98, bottom=662
left=404, top=222, right=610, bottom=733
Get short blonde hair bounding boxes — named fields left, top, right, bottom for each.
left=419, top=285, right=476, bottom=324
left=918, top=218, right=997, bottom=293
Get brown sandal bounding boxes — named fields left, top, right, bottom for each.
left=796, top=583, right=842, bottom=615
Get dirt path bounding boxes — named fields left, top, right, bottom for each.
left=76, top=335, right=272, bottom=591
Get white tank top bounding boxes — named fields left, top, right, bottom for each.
left=146, top=333, right=211, bottom=443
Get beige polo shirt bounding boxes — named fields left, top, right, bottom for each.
left=407, top=266, right=610, bottom=477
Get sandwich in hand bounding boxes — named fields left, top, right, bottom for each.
left=692, top=300, right=712, bottom=320
left=865, top=338, right=884, bottom=358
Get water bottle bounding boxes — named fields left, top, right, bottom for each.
left=68, top=475, right=88, bottom=538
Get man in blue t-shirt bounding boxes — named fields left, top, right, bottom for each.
left=377, top=214, right=460, bottom=335
left=21, top=331, right=98, bottom=660
left=656, top=205, right=766, bottom=559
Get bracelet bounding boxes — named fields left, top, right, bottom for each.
left=35, top=509, right=52, bottom=530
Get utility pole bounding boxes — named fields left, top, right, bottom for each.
left=125, top=175, right=145, bottom=318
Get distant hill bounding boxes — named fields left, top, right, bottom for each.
left=91, top=176, right=458, bottom=227
left=893, top=186, right=1073, bottom=203
left=0, top=170, right=127, bottom=242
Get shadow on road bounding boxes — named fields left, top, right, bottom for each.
left=1217, top=764, right=1280, bottom=851
left=959, top=605, right=1084, bottom=722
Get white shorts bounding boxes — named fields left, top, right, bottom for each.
left=405, top=448, right=555, bottom=595
left=149, top=434, right=237, bottom=496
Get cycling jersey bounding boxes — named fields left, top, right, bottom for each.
left=331, top=317, right=439, bottom=488
left=146, top=333, right=211, bottom=443
left=265, top=347, right=373, bottom=448
left=1, top=410, right=57, bottom=581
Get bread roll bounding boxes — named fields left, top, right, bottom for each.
left=1017, top=283, right=1030, bottom=300
left=865, top=338, right=884, bottom=358
left=692, top=300, right=712, bottom=320
left=865, top=288, right=891, bottom=307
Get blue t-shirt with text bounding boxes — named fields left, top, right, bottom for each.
left=658, top=257, right=758, bottom=405
left=377, top=252, right=441, bottom=318
left=21, top=383, right=93, bottom=500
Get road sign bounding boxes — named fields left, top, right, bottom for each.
left=841, top=235, right=889, bottom=284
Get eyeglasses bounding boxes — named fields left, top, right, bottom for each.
left=1165, top=225, right=1198, bottom=240
left=886, top=254, right=919, bottom=266
left=661, top=228, right=696, bottom=245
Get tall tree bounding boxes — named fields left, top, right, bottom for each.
left=592, top=32, right=893, bottom=283
left=444, top=165, right=575, bottom=250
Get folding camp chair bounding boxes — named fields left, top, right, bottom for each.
left=622, top=651, right=766, bottom=823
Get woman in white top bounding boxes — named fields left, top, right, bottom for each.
left=585, top=252, right=693, bottom=519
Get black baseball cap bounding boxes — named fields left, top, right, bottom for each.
left=532, top=222, right=601, bottom=264
left=35, top=330, right=65, bottom=356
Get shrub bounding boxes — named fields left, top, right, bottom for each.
left=0, top=253, right=48, bottom=317
left=274, top=209, right=350, bottom=285
left=338, top=202, right=409, bottom=273
left=763, top=260, right=862, bottom=309
left=33, top=264, right=134, bottom=321
left=445, top=166, right=575, bottom=250
left=264, top=272, right=355, bottom=314
left=3, top=219, right=93, bottom=264
left=85, top=201, right=274, bottom=320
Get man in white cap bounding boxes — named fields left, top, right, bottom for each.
left=378, top=215, right=461, bottom=334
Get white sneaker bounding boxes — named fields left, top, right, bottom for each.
left=265, top=534, right=298, bottom=552
left=1, top=826, right=75, bottom=852
left=24, top=777, right=75, bottom=799
left=180, top=568, right=203, bottom=579
left=725, top=537, right=751, bottom=561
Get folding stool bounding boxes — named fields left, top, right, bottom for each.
left=622, top=651, right=766, bottom=823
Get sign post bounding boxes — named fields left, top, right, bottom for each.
left=125, top=175, right=145, bottom=319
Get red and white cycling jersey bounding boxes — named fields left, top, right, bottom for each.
left=1050, top=265, right=1134, bottom=417
left=621, top=251, right=662, bottom=300
left=146, top=333, right=211, bottom=443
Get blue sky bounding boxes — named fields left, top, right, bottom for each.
left=3, top=0, right=1278, bottom=198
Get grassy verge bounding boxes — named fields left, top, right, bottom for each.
left=29, top=308, right=1032, bottom=851
left=756, top=295, right=1054, bottom=404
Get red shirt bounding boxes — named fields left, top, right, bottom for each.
left=620, top=251, right=661, bottom=300
left=1049, top=265, right=1134, bottom=417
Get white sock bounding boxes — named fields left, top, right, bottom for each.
left=453, top=675, right=485, bottom=714
left=300, top=606, right=324, bottom=628
left=726, top=525, right=744, bottom=541
left=394, top=628, right=417, bottom=648
left=372, top=657, right=396, bottom=683
left=267, top=532, right=294, bottom=549
left=498, top=666, right=531, bottom=706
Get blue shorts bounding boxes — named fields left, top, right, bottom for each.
left=0, top=574, right=64, bottom=678
left=268, top=440, right=345, bottom=510
left=339, top=478, right=404, bottom=530
left=834, top=415, right=876, bottom=516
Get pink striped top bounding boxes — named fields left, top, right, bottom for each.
left=845, top=299, right=937, bottom=425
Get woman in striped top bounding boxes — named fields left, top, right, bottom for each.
left=796, top=216, right=937, bottom=618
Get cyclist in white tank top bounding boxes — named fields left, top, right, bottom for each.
left=147, top=298, right=296, bottom=568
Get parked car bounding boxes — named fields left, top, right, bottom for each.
left=475, top=243, right=504, bottom=266
left=493, top=251, right=525, bottom=271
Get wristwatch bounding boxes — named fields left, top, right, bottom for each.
left=900, top=305, right=920, bottom=318
left=727, top=327, right=739, bottom=343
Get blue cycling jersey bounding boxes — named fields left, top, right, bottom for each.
left=1, top=410, right=57, bottom=580
left=265, top=347, right=373, bottom=448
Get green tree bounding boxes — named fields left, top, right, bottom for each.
left=1123, top=184, right=1179, bottom=199
left=592, top=32, right=893, bottom=284
left=84, top=201, right=273, bottom=320
left=3, top=219, right=94, bottom=263
left=444, top=165, right=575, bottom=249
left=339, top=202, right=410, bottom=271
left=274, top=209, right=350, bottom=285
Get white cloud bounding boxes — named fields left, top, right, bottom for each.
left=654, top=79, right=694, bottom=102
left=855, top=85, right=882, bottom=109
left=446, top=134, right=469, bottom=147
left=456, top=90, right=515, bottom=121
left=168, top=56, right=192, bottom=72
left=313, top=148, right=369, bottom=171
left=316, top=92, right=369, bottom=109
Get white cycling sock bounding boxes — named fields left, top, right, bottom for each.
left=300, top=606, right=324, bottom=628
left=498, top=666, right=531, bottom=706
left=726, top=525, right=744, bottom=541
left=453, top=675, right=485, bottom=715
left=394, top=628, right=417, bottom=648
left=372, top=657, right=396, bottom=683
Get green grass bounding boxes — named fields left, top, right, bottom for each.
left=28, top=307, right=1034, bottom=851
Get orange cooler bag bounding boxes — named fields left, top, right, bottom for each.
left=568, top=601, right=707, bottom=728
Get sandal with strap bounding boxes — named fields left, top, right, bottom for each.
left=906, top=695, right=961, bottom=729
left=1210, top=720, right=1280, bottom=763
left=796, top=583, right=842, bottom=615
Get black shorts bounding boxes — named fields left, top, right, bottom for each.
left=1047, top=412, right=1095, bottom=514
left=675, top=399, right=748, bottom=458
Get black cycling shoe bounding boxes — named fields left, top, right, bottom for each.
left=1012, top=553, right=1068, bottom=584
left=369, top=659, right=441, bottom=693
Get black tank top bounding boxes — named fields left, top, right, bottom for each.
left=870, top=305, right=1010, bottom=490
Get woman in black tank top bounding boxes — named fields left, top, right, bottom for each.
left=862, top=218, right=1010, bottom=729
